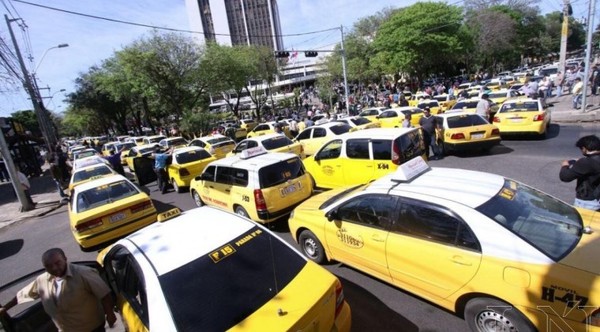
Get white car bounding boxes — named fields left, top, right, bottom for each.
left=71, top=155, right=111, bottom=170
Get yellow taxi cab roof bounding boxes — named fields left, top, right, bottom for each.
left=124, top=206, right=258, bottom=275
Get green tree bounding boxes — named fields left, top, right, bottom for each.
left=10, top=110, right=40, bottom=136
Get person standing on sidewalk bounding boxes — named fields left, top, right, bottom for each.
left=559, top=135, right=600, bottom=211
left=0, top=248, right=116, bottom=331
left=572, top=77, right=584, bottom=109
left=554, top=71, right=564, bottom=98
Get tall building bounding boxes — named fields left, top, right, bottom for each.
left=185, top=0, right=284, bottom=51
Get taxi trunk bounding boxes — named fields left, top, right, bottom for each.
left=70, top=195, right=157, bottom=251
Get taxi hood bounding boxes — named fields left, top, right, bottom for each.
left=559, top=208, right=600, bottom=275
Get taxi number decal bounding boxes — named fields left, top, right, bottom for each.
left=336, top=229, right=364, bottom=248
left=242, top=195, right=250, bottom=202
left=541, top=286, right=588, bottom=307
left=210, top=244, right=236, bottom=263
left=377, top=163, right=389, bottom=170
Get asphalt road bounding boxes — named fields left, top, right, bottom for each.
left=1, top=122, right=599, bottom=331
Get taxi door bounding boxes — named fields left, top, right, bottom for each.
left=202, top=166, right=233, bottom=210
left=309, top=139, right=345, bottom=188
left=342, top=138, right=375, bottom=185
left=133, top=157, right=157, bottom=186
left=325, top=194, right=398, bottom=283
left=386, top=200, right=481, bottom=299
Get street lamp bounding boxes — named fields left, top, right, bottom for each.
left=34, top=43, right=69, bottom=74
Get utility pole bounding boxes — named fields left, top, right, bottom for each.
left=0, top=123, right=34, bottom=211
left=558, top=0, right=570, bottom=75
left=5, top=14, right=57, bottom=153
left=581, top=0, right=597, bottom=113
left=340, top=25, right=350, bottom=115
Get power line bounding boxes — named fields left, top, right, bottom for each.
left=11, top=0, right=341, bottom=39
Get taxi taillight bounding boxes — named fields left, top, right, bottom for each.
left=254, top=189, right=267, bottom=212
left=179, top=168, right=190, bottom=176
left=75, top=218, right=103, bottom=233
left=130, top=201, right=153, bottom=214
left=391, top=142, right=401, bottom=165
left=533, top=114, right=545, bottom=121
left=492, top=128, right=500, bottom=135
left=335, top=280, right=345, bottom=317
left=451, top=133, right=465, bottom=139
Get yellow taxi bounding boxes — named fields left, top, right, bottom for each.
left=357, top=107, right=389, bottom=122
left=484, top=79, right=507, bottom=91
left=127, top=136, right=145, bottom=146
left=416, top=99, right=442, bottom=114
left=432, top=94, right=457, bottom=112
left=239, top=118, right=258, bottom=132
left=69, top=174, right=157, bottom=251
left=124, top=144, right=158, bottom=172
left=487, top=89, right=525, bottom=105
left=514, top=72, right=531, bottom=83
left=449, top=98, right=481, bottom=113
left=289, top=156, right=600, bottom=332
left=408, top=92, right=430, bottom=107
left=158, top=136, right=188, bottom=149
left=188, top=134, right=236, bottom=159
left=246, top=121, right=292, bottom=139
left=71, top=155, right=111, bottom=171
left=295, top=122, right=352, bottom=156
left=435, top=112, right=501, bottom=154
left=115, top=142, right=136, bottom=165
left=333, top=116, right=381, bottom=131
left=97, top=206, right=351, bottom=332
left=493, top=98, right=551, bottom=138
left=189, top=147, right=313, bottom=223
left=142, top=135, right=166, bottom=145
left=167, top=146, right=216, bottom=193
left=376, top=107, right=422, bottom=128
left=72, top=148, right=99, bottom=160
left=68, top=163, right=116, bottom=193
left=101, top=142, right=120, bottom=156
left=227, top=133, right=305, bottom=159
left=303, top=128, right=426, bottom=189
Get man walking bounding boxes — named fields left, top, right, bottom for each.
left=572, top=77, right=584, bottom=109
left=0, top=248, right=116, bottom=331
left=152, top=146, right=173, bottom=194
left=476, top=93, right=492, bottom=122
left=419, top=107, right=443, bottom=160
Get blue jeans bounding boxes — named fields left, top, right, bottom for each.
left=573, top=94, right=582, bottom=108
left=574, top=198, right=600, bottom=211
left=556, top=86, right=562, bottom=98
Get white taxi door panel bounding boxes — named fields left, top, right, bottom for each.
left=325, top=194, right=398, bottom=283
left=387, top=201, right=482, bottom=299
left=311, top=140, right=344, bottom=188
left=343, top=139, right=374, bottom=185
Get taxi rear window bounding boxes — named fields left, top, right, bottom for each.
left=175, top=149, right=212, bottom=164
left=453, top=101, right=479, bottom=109
left=76, top=180, right=139, bottom=212
left=258, top=157, right=305, bottom=188
left=500, top=101, right=539, bottom=112
left=208, top=137, right=234, bottom=146
left=393, top=130, right=426, bottom=163
left=476, top=179, right=582, bottom=261
left=73, top=166, right=112, bottom=183
left=329, top=124, right=352, bottom=135
left=446, top=114, right=488, bottom=128
left=262, top=136, right=294, bottom=150
left=159, top=226, right=307, bottom=331
left=168, top=138, right=187, bottom=146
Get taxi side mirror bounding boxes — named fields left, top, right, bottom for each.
left=314, top=154, right=321, bottom=162
left=326, top=209, right=339, bottom=222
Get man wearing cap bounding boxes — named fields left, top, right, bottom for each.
left=476, top=94, right=492, bottom=122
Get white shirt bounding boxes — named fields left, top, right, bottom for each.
left=17, top=171, right=30, bottom=190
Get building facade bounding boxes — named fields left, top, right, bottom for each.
left=185, top=0, right=283, bottom=51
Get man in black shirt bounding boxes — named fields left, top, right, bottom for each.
left=418, top=107, right=443, bottom=160
left=559, top=135, right=600, bottom=210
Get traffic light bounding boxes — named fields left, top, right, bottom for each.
left=275, top=51, right=290, bottom=58
left=305, top=51, right=318, bottom=57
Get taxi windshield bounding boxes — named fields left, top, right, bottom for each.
left=168, top=138, right=187, bottom=146
left=349, top=117, right=370, bottom=125
left=475, top=179, right=582, bottom=261
left=159, top=226, right=306, bottom=331
left=117, top=142, right=135, bottom=150
left=72, top=166, right=113, bottom=183
left=262, top=136, right=294, bottom=150
left=76, top=180, right=138, bottom=212
left=207, top=137, right=234, bottom=146
left=500, top=101, right=539, bottom=113
left=453, top=101, right=479, bottom=109
left=329, top=124, right=352, bottom=135
left=175, top=149, right=212, bottom=164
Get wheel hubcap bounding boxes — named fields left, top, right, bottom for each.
left=193, top=193, right=201, bottom=206
left=303, top=238, right=317, bottom=257
left=476, top=310, right=516, bottom=332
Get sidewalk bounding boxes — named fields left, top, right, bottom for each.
left=0, top=170, right=67, bottom=231
left=546, top=93, right=600, bottom=122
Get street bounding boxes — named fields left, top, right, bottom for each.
left=1, top=122, right=599, bottom=331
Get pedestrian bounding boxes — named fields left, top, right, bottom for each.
left=559, top=135, right=600, bottom=210
left=289, top=118, right=299, bottom=137
left=298, top=117, right=307, bottom=132
left=572, top=77, right=584, bottom=110
left=152, top=146, right=173, bottom=194
left=274, top=123, right=285, bottom=135
left=554, top=71, right=564, bottom=98
left=0, top=248, right=116, bottom=331
left=104, top=146, right=126, bottom=176
left=16, top=165, right=35, bottom=206
left=47, top=153, right=68, bottom=201
left=418, top=107, right=443, bottom=160
left=402, top=113, right=412, bottom=128
left=0, top=157, right=8, bottom=182
left=476, top=94, right=492, bottom=122
left=399, top=94, right=409, bottom=107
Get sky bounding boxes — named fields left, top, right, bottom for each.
left=0, top=0, right=582, bottom=117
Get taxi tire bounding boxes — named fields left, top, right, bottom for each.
left=172, top=179, right=183, bottom=193
left=299, top=230, right=325, bottom=264
left=235, top=206, right=250, bottom=218
left=192, top=190, right=204, bottom=207
left=464, top=298, right=535, bottom=332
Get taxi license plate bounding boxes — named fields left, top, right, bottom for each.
left=471, top=133, right=484, bottom=139
left=109, top=212, right=126, bottom=223
left=510, top=118, right=523, bottom=123
left=280, top=183, right=301, bottom=197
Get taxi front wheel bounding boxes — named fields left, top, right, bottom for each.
left=299, top=230, right=325, bottom=264
left=464, top=298, right=534, bottom=332
left=192, top=190, right=204, bottom=207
